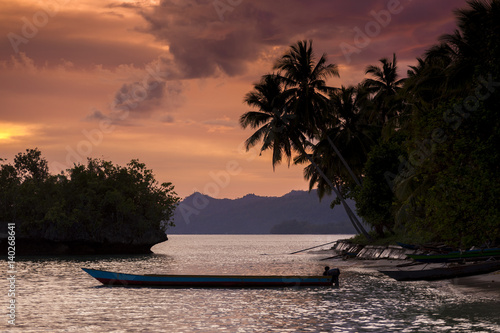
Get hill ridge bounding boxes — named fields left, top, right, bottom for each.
left=170, top=189, right=357, bottom=234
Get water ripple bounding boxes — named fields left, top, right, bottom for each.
left=3, top=235, right=499, bottom=332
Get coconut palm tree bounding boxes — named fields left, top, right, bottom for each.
left=424, top=0, right=500, bottom=94
left=299, top=85, right=374, bottom=190
left=273, top=39, right=339, bottom=138
left=363, top=53, right=406, bottom=127
left=274, top=41, right=374, bottom=191
left=299, top=85, right=380, bottom=236
left=327, top=85, right=379, bottom=180
left=273, top=41, right=372, bottom=238
left=273, top=41, right=366, bottom=183
left=241, top=43, right=371, bottom=239
left=240, top=74, right=302, bottom=170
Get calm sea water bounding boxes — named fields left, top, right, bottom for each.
left=3, top=235, right=500, bottom=333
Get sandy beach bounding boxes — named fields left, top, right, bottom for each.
left=317, top=253, right=500, bottom=300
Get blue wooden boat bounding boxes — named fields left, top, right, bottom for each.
left=82, top=268, right=333, bottom=287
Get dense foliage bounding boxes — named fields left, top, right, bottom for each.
left=0, top=149, right=179, bottom=242
left=240, top=0, right=500, bottom=248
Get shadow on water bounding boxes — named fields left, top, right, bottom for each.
left=434, top=300, right=500, bottom=326
left=11, top=236, right=500, bottom=332
left=17, top=253, right=156, bottom=262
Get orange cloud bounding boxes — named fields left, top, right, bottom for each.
left=0, top=0, right=470, bottom=199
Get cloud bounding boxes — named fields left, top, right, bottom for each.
left=160, top=114, right=175, bottom=123
left=83, top=55, right=185, bottom=125
left=202, top=116, right=237, bottom=133
left=85, top=78, right=182, bottom=126
left=85, top=108, right=109, bottom=122
left=138, top=0, right=284, bottom=79
left=112, top=80, right=166, bottom=114
left=136, top=0, right=467, bottom=81
left=0, top=1, right=162, bottom=69
left=0, top=0, right=473, bottom=199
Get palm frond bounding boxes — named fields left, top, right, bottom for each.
left=239, top=111, right=272, bottom=129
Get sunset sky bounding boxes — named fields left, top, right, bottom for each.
left=0, top=0, right=468, bottom=199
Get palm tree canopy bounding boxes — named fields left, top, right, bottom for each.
left=364, top=53, right=405, bottom=99
left=273, top=40, right=339, bottom=138
left=240, top=41, right=373, bottom=239
left=424, top=0, right=500, bottom=93
left=240, top=74, right=304, bottom=170
left=363, top=53, right=406, bottom=126
left=302, top=85, right=379, bottom=198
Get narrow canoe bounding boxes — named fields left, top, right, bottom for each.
left=406, top=248, right=500, bottom=263
left=82, top=268, right=333, bottom=287
left=379, top=260, right=500, bottom=281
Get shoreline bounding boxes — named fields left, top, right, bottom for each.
left=315, top=250, right=500, bottom=300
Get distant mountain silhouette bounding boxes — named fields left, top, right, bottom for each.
left=169, top=190, right=358, bottom=234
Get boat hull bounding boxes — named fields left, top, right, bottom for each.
left=82, top=268, right=333, bottom=287
left=379, top=261, right=500, bottom=281
left=406, top=248, right=500, bottom=263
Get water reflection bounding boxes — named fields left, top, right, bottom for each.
left=6, top=235, right=500, bottom=333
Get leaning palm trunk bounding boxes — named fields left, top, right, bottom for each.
left=325, top=137, right=371, bottom=237
left=307, top=155, right=371, bottom=239
left=335, top=184, right=363, bottom=235
left=326, top=136, right=363, bottom=187
left=321, top=134, right=367, bottom=236
left=294, top=137, right=371, bottom=239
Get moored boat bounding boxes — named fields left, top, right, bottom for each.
left=379, top=260, right=500, bottom=281
left=82, top=268, right=333, bottom=287
left=406, top=248, right=500, bottom=263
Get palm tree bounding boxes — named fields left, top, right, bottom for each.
left=424, top=0, right=500, bottom=94
left=327, top=85, right=378, bottom=181
left=273, top=41, right=365, bottom=183
left=273, top=41, right=372, bottom=238
left=240, top=74, right=302, bottom=170
left=363, top=53, right=406, bottom=127
left=273, top=40, right=370, bottom=191
left=299, top=85, right=379, bottom=235
left=299, top=85, right=372, bottom=187
left=240, top=80, right=368, bottom=237
left=273, top=40, right=339, bottom=138
left=241, top=42, right=371, bottom=239
left=273, top=41, right=373, bottom=191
